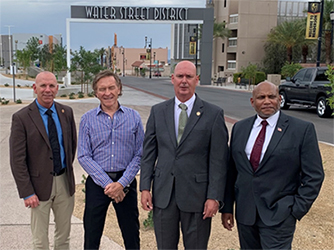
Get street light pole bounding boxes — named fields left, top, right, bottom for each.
left=316, top=0, right=324, bottom=67
left=145, top=36, right=152, bottom=79
left=122, top=47, right=125, bottom=77
left=4, top=25, right=13, bottom=71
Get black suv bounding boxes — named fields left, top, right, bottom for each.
left=279, top=67, right=333, bottom=118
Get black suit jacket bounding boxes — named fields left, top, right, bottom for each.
left=222, top=111, right=324, bottom=226
left=140, top=95, right=229, bottom=212
left=10, top=101, right=77, bottom=201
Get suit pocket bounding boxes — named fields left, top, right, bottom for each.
left=195, top=174, right=208, bottom=183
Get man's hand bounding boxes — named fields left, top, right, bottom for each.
left=104, top=182, right=125, bottom=203
left=222, top=213, right=234, bottom=231
left=202, top=199, right=219, bottom=220
left=141, top=190, right=153, bottom=211
left=24, top=194, right=39, bottom=208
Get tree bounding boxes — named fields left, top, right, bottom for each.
left=26, top=37, right=40, bottom=63
left=280, top=62, right=303, bottom=78
left=53, top=44, right=67, bottom=77
left=98, top=47, right=105, bottom=67
left=15, top=49, right=32, bottom=77
left=39, top=43, right=52, bottom=71
left=325, top=65, right=334, bottom=115
left=70, top=46, right=104, bottom=93
left=267, top=19, right=310, bottom=63
left=241, top=63, right=258, bottom=89
left=213, top=20, right=231, bottom=39
left=262, top=42, right=287, bottom=74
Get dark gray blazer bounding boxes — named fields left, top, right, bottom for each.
left=222, top=111, right=324, bottom=226
left=10, top=101, right=77, bottom=201
left=140, top=95, right=229, bottom=212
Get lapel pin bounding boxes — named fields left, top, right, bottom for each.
left=196, top=111, right=201, bottom=116
left=277, top=127, right=282, bottom=132
left=62, top=109, right=65, bottom=113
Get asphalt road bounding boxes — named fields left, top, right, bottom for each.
left=121, top=76, right=334, bottom=144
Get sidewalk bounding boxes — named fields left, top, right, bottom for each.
left=0, top=73, right=237, bottom=249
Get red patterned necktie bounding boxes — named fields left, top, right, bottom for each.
left=250, top=120, right=268, bottom=171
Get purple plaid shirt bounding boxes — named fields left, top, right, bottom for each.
left=78, top=104, right=144, bottom=188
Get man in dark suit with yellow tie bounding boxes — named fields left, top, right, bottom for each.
left=10, top=71, right=77, bottom=249
left=140, top=60, right=229, bottom=249
left=221, top=81, right=324, bottom=249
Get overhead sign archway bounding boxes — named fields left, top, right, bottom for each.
left=67, top=6, right=213, bottom=85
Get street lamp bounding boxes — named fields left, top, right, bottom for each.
left=330, top=11, right=334, bottom=61
left=153, top=52, right=156, bottom=76
left=144, top=36, right=152, bottom=79
left=4, top=25, right=13, bottom=71
left=121, top=46, right=125, bottom=77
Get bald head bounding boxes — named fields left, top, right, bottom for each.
left=174, top=60, right=197, bottom=73
left=33, top=71, right=58, bottom=108
left=250, top=81, right=281, bottom=119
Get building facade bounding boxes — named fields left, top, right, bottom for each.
left=0, top=33, right=62, bottom=68
left=171, top=0, right=309, bottom=80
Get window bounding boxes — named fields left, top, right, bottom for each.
left=315, top=70, right=328, bottom=81
left=222, top=43, right=225, bottom=53
left=140, top=54, right=146, bottom=60
left=218, top=66, right=224, bottom=72
left=230, top=14, right=238, bottom=24
left=228, top=38, right=237, bottom=47
left=227, top=60, right=236, bottom=69
left=224, top=0, right=227, bottom=8
left=293, top=68, right=306, bottom=81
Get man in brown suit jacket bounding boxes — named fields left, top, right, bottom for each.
left=10, top=71, right=77, bottom=249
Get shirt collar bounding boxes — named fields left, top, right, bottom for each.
left=255, top=110, right=280, bottom=128
left=175, top=94, right=196, bottom=108
left=96, top=102, right=124, bottom=116
left=35, top=99, right=56, bottom=114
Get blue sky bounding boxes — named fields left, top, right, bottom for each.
left=0, top=0, right=206, bottom=51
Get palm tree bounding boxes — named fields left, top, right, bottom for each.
left=213, top=20, right=231, bottom=39
left=322, top=0, right=334, bottom=64
left=267, top=19, right=310, bottom=63
left=98, top=47, right=105, bottom=67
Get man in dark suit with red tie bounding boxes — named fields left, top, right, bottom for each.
left=10, top=71, right=77, bottom=249
left=221, top=81, right=324, bottom=250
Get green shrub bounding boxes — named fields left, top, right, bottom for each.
left=87, top=92, right=95, bottom=97
left=78, top=93, right=85, bottom=98
left=16, top=99, right=22, bottom=104
left=69, top=92, right=75, bottom=96
left=143, top=210, right=154, bottom=229
left=69, top=95, right=76, bottom=99
left=61, top=86, right=65, bottom=88
left=1, top=98, right=9, bottom=105
left=60, top=94, right=67, bottom=97
left=4, top=83, right=9, bottom=87
left=17, top=84, right=21, bottom=88
left=281, top=62, right=303, bottom=78
left=255, top=71, right=266, bottom=84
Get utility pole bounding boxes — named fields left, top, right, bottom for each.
left=316, top=0, right=324, bottom=67
left=4, top=25, right=14, bottom=71
left=145, top=36, right=153, bottom=79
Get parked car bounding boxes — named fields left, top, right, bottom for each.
left=154, top=71, right=161, bottom=77
left=279, top=67, right=333, bottom=118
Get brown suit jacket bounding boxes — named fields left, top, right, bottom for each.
left=10, top=100, right=77, bottom=201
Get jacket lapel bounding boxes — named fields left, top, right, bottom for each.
left=163, top=99, right=177, bottom=147
left=178, top=96, right=203, bottom=146
left=28, top=101, right=51, bottom=149
left=55, top=102, right=67, bottom=149
left=257, top=112, right=289, bottom=171
left=241, top=116, right=257, bottom=171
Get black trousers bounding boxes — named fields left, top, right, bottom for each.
left=83, top=175, right=139, bottom=250
left=237, top=212, right=296, bottom=250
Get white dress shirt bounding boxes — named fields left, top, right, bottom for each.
left=245, top=111, right=280, bottom=162
left=174, top=94, right=196, bottom=140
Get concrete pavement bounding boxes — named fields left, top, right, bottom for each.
left=0, top=73, right=238, bottom=250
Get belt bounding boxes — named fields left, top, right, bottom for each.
left=51, top=168, right=66, bottom=176
left=105, top=170, right=125, bottom=182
